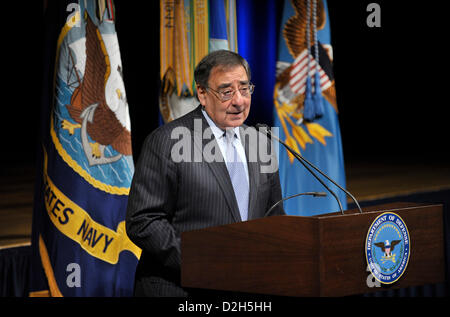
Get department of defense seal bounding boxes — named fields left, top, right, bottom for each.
left=365, top=212, right=411, bottom=284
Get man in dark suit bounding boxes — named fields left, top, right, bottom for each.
left=126, top=50, right=285, bottom=297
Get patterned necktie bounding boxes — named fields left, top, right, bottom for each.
left=224, top=131, right=249, bottom=221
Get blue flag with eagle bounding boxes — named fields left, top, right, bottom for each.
left=30, top=0, right=141, bottom=297
left=274, top=0, right=346, bottom=215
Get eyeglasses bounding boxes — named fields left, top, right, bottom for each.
left=207, top=84, right=255, bottom=102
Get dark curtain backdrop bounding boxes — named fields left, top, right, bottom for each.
left=235, top=0, right=281, bottom=128
left=0, top=247, right=30, bottom=297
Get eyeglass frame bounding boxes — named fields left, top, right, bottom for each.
left=205, top=83, right=255, bottom=102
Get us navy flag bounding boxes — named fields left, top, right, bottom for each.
left=30, top=0, right=140, bottom=297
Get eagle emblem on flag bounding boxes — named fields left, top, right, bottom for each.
left=53, top=10, right=134, bottom=194
left=274, top=0, right=336, bottom=163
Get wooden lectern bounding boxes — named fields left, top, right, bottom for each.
left=181, top=202, right=445, bottom=296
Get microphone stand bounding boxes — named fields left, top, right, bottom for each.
left=264, top=192, right=326, bottom=217
left=257, top=124, right=362, bottom=214
left=289, top=148, right=363, bottom=214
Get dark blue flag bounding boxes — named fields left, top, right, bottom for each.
left=30, top=0, right=140, bottom=297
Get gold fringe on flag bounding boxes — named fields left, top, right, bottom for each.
left=174, top=0, right=193, bottom=95
left=160, top=0, right=196, bottom=96
left=192, top=0, right=209, bottom=73
left=159, top=0, right=210, bottom=123
left=160, top=0, right=175, bottom=82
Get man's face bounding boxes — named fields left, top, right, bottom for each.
left=197, top=65, right=251, bottom=130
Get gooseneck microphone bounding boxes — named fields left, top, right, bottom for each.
left=255, top=124, right=343, bottom=214
left=255, top=124, right=363, bottom=214
left=264, top=191, right=327, bottom=217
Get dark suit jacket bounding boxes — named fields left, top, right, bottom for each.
left=126, top=105, right=285, bottom=297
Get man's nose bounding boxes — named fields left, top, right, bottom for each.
left=231, top=89, right=246, bottom=105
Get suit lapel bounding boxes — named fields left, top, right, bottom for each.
left=189, top=106, right=241, bottom=222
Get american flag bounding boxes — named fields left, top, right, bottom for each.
left=289, top=49, right=332, bottom=95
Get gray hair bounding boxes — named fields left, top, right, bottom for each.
left=194, top=50, right=251, bottom=88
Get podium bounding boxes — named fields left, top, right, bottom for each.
left=181, top=202, right=445, bottom=296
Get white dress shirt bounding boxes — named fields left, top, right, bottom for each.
left=201, top=108, right=249, bottom=184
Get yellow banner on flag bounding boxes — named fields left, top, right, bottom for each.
left=160, top=0, right=195, bottom=95
left=42, top=148, right=141, bottom=265
left=192, top=0, right=209, bottom=70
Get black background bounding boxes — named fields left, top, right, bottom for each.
left=327, top=0, right=447, bottom=163
left=2, top=0, right=447, bottom=171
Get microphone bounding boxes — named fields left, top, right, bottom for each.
left=255, top=124, right=363, bottom=214
left=264, top=191, right=326, bottom=217
left=255, top=123, right=343, bottom=214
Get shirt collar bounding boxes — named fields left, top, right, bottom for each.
left=201, top=108, right=241, bottom=141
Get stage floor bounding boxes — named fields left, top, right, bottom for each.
left=1, top=161, right=450, bottom=248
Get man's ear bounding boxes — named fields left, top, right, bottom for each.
left=196, top=85, right=207, bottom=106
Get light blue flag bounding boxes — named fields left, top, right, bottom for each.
left=273, top=0, right=347, bottom=216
